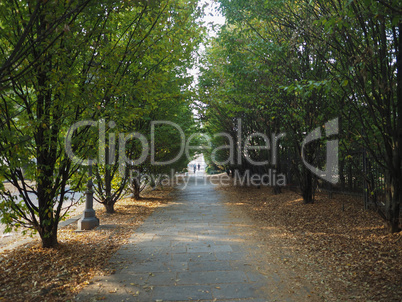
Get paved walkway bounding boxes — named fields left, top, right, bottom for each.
left=75, top=175, right=317, bottom=301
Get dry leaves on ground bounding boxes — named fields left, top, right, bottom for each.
left=218, top=182, right=402, bottom=302
left=0, top=187, right=173, bottom=302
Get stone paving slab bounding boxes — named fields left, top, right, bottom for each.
left=151, top=285, right=213, bottom=301
left=75, top=176, right=320, bottom=301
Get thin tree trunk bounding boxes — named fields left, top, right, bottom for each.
left=385, top=22, right=402, bottom=233
left=132, top=177, right=141, bottom=200
left=302, top=169, right=314, bottom=204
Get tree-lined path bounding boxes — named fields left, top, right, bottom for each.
left=75, top=175, right=321, bottom=301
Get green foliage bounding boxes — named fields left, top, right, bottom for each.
left=200, top=0, right=401, bottom=228
left=0, top=0, right=205, bottom=246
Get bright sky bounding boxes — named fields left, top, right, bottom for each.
left=188, top=0, right=225, bottom=118
left=201, top=0, right=225, bottom=37
left=188, top=0, right=225, bottom=83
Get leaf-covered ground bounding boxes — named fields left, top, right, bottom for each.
left=0, top=188, right=173, bottom=302
left=218, top=182, right=402, bottom=301
left=1, top=178, right=401, bottom=302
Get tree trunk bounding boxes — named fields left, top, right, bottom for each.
left=385, top=173, right=401, bottom=232
left=133, top=186, right=141, bottom=200
left=132, top=177, right=141, bottom=200
left=272, top=185, right=282, bottom=194
left=104, top=164, right=115, bottom=213
left=385, top=22, right=402, bottom=233
left=39, top=224, right=58, bottom=248
left=348, top=163, right=353, bottom=190
left=104, top=201, right=115, bottom=214
left=302, top=170, right=314, bottom=204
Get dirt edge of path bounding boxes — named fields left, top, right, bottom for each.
left=0, top=187, right=174, bottom=302
left=216, top=184, right=330, bottom=302
left=215, top=179, right=402, bottom=302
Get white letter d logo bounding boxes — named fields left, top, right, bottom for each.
left=301, top=118, right=339, bottom=184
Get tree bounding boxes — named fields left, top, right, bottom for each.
left=0, top=0, right=93, bottom=87
left=309, top=0, right=401, bottom=231
left=199, top=2, right=336, bottom=201
left=0, top=0, right=115, bottom=247
left=0, top=0, right=204, bottom=247
left=82, top=0, right=204, bottom=211
left=200, top=0, right=401, bottom=231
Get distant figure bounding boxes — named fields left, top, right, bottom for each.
left=193, top=164, right=196, bottom=173
left=197, top=163, right=200, bottom=171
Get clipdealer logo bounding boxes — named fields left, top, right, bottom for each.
left=301, top=118, right=339, bottom=184
left=64, top=118, right=339, bottom=185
